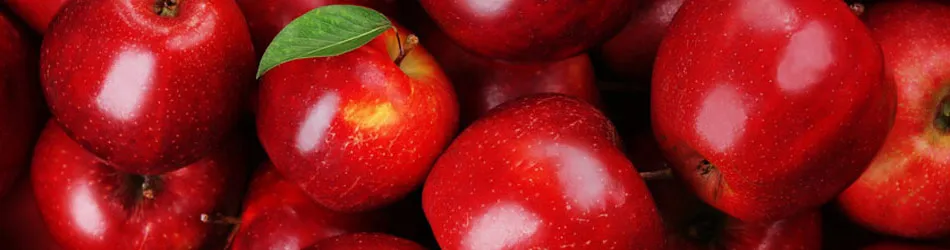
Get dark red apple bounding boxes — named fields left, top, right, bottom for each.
left=257, top=26, right=458, bottom=212
left=0, top=7, right=45, bottom=198
left=4, top=0, right=68, bottom=34
left=406, top=5, right=598, bottom=124
left=423, top=94, right=665, bottom=249
left=306, top=233, right=424, bottom=250
left=235, top=0, right=400, bottom=58
left=595, top=0, right=685, bottom=82
left=838, top=0, right=950, bottom=239
left=231, top=162, right=387, bottom=250
left=31, top=122, right=250, bottom=249
left=40, top=0, right=256, bottom=174
left=419, top=0, right=633, bottom=61
left=652, top=0, right=893, bottom=222
left=0, top=175, right=62, bottom=250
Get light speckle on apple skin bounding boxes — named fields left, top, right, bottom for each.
left=40, top=0, right=256, bottom=175
left=423, top=94, right=665, bottom=250
left=257, top=27, right=458, bottom=213
left=31, top=122, right=249, bottom=250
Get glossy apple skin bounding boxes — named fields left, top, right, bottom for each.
left=235, top=0, right=399, bottom=58
left=423, top=94, right=665, bottom=249
left=258, top=27, right=458, bottom=212
left=306, top=233, right=424, bottom=250
left=408, top=9, right=598, bottom=125
left=595, top=0, right=684, bottom=82
left=837, top=0, right=950, bottom=240
left=40, top=0, right=256, bottom=174
left=4, top=0, right=68, bottom=34
left=652, top=0, right=893, bottom=222
left=31, top=122, right=250, bottom=249
left=0, top=175, right=62, bottom=250
left=0, top=8, right=44, bottom=198
left=232, top=162, right=387, bottom=250
left=419, top=0, right=633, bottom=61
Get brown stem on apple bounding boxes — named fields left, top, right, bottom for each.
left=849, top=3, right=865, bottom=17
left=200, top=213, right=242, bottom=225
left=141, top=176, right=159, bottom=200
left=154, top=0, right=180, bottom=18
left=934, top=95, right=950, bottom=133
left=394, top=34, right=419, bottom=67
left=639, top=168, right=674, bottom=182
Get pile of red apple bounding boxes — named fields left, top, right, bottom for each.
left=1, top=0, right=949, bottom=249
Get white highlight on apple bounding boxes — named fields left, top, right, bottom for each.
left=697, top=85, right=748, bottom=152
left=296, top=92, right=341, bottom=152
left=778, top=21, right=833, bottom=93
left=70, top=184, right=105, bottom=237
left=96, top=48, right=155, bottom=121
left=463, top=202, right=540, bottom=250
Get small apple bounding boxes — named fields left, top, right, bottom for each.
left=40, top=0, right=256, bottom=174
left=423, top=94, right=665, bottom=249
left=306, top=233, right=425, bottom=250
left=235, top=0, right=400, bottom=58
left=4, top=0, right=68, bottom=34
left=595, top=0, right=685, bottom=82
left=419, top=0, right=633, bottom=61
left=837, top=0, right=950, bottom=240
left=652, top=0, right=893, bottom=222
left=257, top=24, right=458, bottom=212
left=404, top=3, right=598, bottom=124
left=0, top=175, right=62, bottom=250
left=0, top=7, right=45, bottom=198
left=31, top=122, right=250, bottom=249
left=231, top=162, right=388, bottom=250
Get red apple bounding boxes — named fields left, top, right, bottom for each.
left=652, top=0, right=893, bottom=222
left=235, top=0, right=400, bottom=58
left=0, top=7, right=45, bottom=198
left=31, top=122, right=250, bottom=249
left=0, top=175, right=62, bottom=250
left=306, top=233, right=424, bottom=250
left=4, top=0, right=68, bottom=34
left=231, top=162, right=387, bottom=250
left=405, top=4, right=598, bottom=125
left=257, top=26, right=458, bottom=212
left=423, top=94, right=665, bottom=249
left=40, top=0, right=256, bottom=174
left=595, top=0, right=685, bottom=82
left=838, top=0, right=950, bottom=239
left=418, top=0, right=633, bottom=61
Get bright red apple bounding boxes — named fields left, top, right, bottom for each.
left=257, top=26, right=458, bottom=212
left=595, top=0, right=685, bottom=82
left=4, top=0, right=68, bottom=34
left=652, top=0, right=894, bottom=222
left=306, top=233, right=425, bottom=250
left=0, top=175, right=62, bottom=250
left=40, top=0, right=256, bottom=174
left=419, top=0, right=633, bottom=61
left=405, top=5, right=598, bottom=124
left=423, top=94, right=665, bottom=249
left=235, top=0, right=400, bottom=58
left=0, top=7, right=45, bottom=198
left=838, top=0, right=950, bottom=239
left=31, top=122, right=250, bottom=249
left=231, top=162, right=387, bottom=250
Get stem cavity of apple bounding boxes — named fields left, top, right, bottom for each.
left=394, top=33, right=419, bottom=67
left=154, top=0, right=180, bottom=18
left=141, top=176, right=160, bottom=200
left=935, top=95, right=950, bottom=133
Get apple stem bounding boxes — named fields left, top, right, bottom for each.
left=849, top=3, right=865, bottom=17
left=200, top=213, right=242, bottom=225
left=935, top=96, right=950, bottom=132
left=141, top=176, right=158, bottom=200
left=639, top=168, right=674, bottom=181
left=154, top=0, right=180, bottom=17
left=394, top=34, right=419, bottom=67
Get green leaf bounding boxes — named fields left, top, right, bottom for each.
left=256, top=5, right=392, bottom=78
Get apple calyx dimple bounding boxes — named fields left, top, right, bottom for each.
left=934, top=95, right=950, bottom=133
left=130, top=175, right=162, bottom=200
left=394, top=33, right=419, bottom=66
left=849, top=3, right=865, bottom=17
left=154, top=0, right=180, bottom=17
